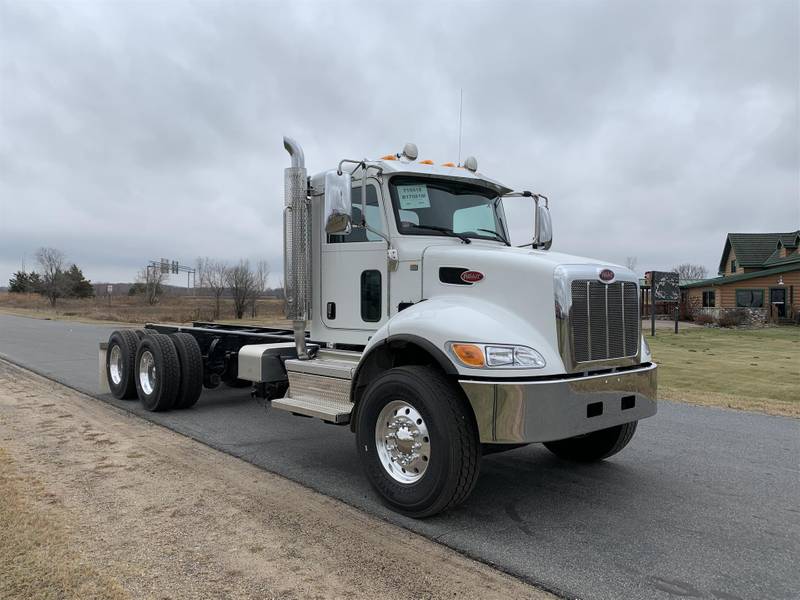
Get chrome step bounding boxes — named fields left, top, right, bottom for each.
left=271, top=395, right=351, bottom=424
left=272, top=354, right=360, bottom=424
left=284, top=355, right=357, bottom=379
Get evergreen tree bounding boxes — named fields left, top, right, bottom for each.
left=64, top=264, right=94, bottom=298
left=8, top=271, right=30, bottom=293
left=28, top=272, right=43, bottom=293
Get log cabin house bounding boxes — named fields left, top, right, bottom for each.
left=683, top=231, right=800, bottom=324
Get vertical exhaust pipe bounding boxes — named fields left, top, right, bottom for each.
left=283, top=136, right=310, bottom=359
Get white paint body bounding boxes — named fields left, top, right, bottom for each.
left=305, top=159, right=652, bottom=375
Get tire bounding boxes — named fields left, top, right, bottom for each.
left=355, top=366, right=480, bottom=518
left=106, top=330, right=139, bottom=400
left=134, top=333, right=181, bottom=412
left=169, top=333, right=203, bottom=409
left=543, top=421, right=638, bottom=462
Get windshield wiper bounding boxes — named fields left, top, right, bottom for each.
left=408, top=224, right=471, bottom=244
left=477, top=228, right=511, bottom=246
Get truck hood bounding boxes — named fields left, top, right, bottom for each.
left=413, top=243, right=638, bottom=374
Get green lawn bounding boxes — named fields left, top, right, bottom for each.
left=648, top=325, right=800, bottom=417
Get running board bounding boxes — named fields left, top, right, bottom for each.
left=271, top=351, right=359, bottom=424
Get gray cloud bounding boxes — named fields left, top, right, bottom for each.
left=1, top=0, right=797, bottom=285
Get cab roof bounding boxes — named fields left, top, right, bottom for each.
left=312, top=157, right=513, bottom=196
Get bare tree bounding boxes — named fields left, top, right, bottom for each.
left=36, top=247, right=66, bottom=307
left=136, top=265, right=167, bottom=305
left=672, top=263, right=708, bottom=281
left=625, top=256, right=638, bottom=272
left=225, top=260, right=257, bottom=319
left=248, top=260, right=271, bottom=317
left=197, top=257, right=228, bottom=319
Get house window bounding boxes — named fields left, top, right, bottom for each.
left=702, top=291, right=715, bottom=307
left=735, top=289, right=764, bottom=308
left=730, top=260, right=737, bottom=273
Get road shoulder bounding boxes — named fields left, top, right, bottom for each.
left=0, top=360, right=551, bottom=600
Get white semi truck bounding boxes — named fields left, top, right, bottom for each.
left=102, top=137, right=657, bottom=517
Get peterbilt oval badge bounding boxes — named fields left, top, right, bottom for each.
left=599, top=269, right=615, bottom=282
left=460, top=270, right=484, bottom=283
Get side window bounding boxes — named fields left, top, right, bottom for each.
left=328, top=185, right=386, bottom=243
left=730, top=260, right=737, bottom=273
left=702, top=290, right=715, bottom=307
left=453, top=204, right=495, bottom=233
left=360, top=270, right=382, bottom=322
left=735, top=289, right=763, bottom=308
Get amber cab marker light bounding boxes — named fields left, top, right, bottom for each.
left=381, top=154, right=398, bottom=160
left=419, top=159, right=434, bottom=165
left=451, top=343, right=485, bottom=367
left=441, top=162, right=456, bottom=167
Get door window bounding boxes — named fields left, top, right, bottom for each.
left=328, top=185, right=385, bottom=243
left=360, top=270, right=382, bottom=322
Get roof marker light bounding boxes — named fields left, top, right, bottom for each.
left=441, top=162, right=456, bottom=167
left=401, top=143, right=418, bottom=160
left=419, top=159, right=434, bottom=165
left=381, top=154, right=398, bottom=160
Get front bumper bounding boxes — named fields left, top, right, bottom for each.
left=460, top=363, right=657, bottom=444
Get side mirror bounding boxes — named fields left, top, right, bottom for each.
left=324, top=170, right=352, bottom=234
left=535, top=204, right=552, bottom=249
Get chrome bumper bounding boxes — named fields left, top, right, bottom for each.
left=460, top=363, right=657, bottom=444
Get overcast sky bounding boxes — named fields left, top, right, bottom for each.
left=1, top=0, right=798, bottom=287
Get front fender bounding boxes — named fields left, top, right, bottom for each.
left=367, top=295, right=565, bottom=378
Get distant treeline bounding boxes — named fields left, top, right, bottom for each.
left=8, top=248, right=93, bottom=306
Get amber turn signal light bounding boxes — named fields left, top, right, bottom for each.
left=450, top=343, right=485, bottom=367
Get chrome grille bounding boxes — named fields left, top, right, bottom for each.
left=570, top=280, right=639, bottom=363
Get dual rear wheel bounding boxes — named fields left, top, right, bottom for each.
left=106, top=330, right=203, bottom=411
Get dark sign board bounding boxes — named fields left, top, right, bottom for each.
left=652, top=271, right=679, bottom=302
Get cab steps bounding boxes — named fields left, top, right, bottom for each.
left=271, top=349, right=360, bottom=424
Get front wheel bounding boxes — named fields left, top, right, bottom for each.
left=355, top=366, right=480, bottom=518
left=543, top=421, right=638, bottom=462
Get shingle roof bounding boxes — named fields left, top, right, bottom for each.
left=686, top=258, right=800, bottom=288
left=719, top=230, right=800, bottom=273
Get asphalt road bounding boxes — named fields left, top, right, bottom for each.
left=0, top=313, right=797, bottom=600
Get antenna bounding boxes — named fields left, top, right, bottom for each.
left=457, top=88, right=463, bottom=166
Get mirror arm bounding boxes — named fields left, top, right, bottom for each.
left=503, top=190, right=549, bottom=248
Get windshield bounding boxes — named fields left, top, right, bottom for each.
left=388, top=176, right=508, bottom=243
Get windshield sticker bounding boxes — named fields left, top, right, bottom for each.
left=397, top=184, right=431, bottom=209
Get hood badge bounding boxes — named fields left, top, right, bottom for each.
left=599, top=269, right=615, bottom=283
left=460, top=270, right=485, bottom=284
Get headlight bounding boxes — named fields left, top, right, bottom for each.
left=449, top=343, right=546, bottom=369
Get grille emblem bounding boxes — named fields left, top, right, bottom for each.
left=460, top=270, right=484, bottom=283
left=599, top=269, right=615, bottom=283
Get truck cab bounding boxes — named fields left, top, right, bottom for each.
left=103, top=137, right=657, bottom=518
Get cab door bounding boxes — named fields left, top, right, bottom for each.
left=321, top=181, right=389, bottom=331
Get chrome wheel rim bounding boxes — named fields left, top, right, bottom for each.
left=109, top=345, right=123, bottom=385
left=375, top=400, right=431, bottom=484
left=138, top=350, right=156, bottom=395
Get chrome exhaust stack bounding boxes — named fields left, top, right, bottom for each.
left=283, top=136, right=310, bottom=359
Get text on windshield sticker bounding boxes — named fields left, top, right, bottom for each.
left=397, top=185, right=431, bottom=209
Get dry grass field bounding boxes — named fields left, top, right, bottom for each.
left=1, top=292, right=796, bottom=418
left=648, top=326, right=799, bottom=417
left=0, top=292, right=288, bottom=327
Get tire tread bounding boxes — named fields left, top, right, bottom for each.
left=170, top=332, right=203, bottom=409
